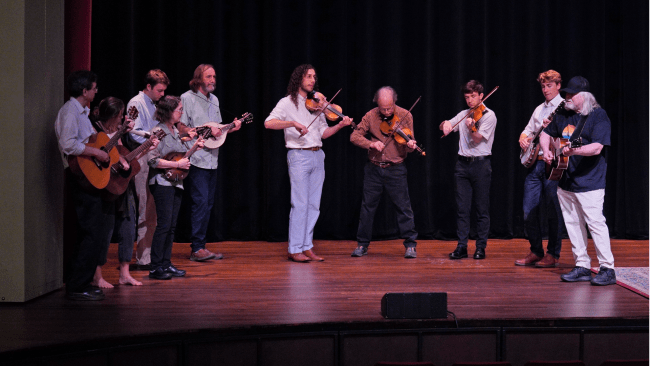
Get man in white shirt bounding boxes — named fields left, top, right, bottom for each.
left=126, top=69, right=170, bottom=270
left=264, top=64, right=352, bottom=262
left=515, top=70, right=567, bottom=268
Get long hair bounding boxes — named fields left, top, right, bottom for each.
left=286, top=64, right=318, bottom=108
left=578, top=92, right=600, bottom=115
left=90, top=97, right=124, bottom=132
left=189, top=64, right=214, bottom=93
left=154, top=95, right=181, bottom=123
left=461, top=80, right=484, bottom=95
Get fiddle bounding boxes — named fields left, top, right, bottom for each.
left=305, top=91, right=355, bottom=128
left=468, top=104, right=486, bottom=133
left=380, top=114, right=426, bottom=156
left=441, top=85, right=499, bottom=138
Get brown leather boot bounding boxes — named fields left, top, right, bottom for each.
left=535, top=253, right=558, bottom=267
left=514, top=252, right=542, bottom=266
left=288, top=253, right=312, bottom=262
left=303, top=249, right=324, bottom=261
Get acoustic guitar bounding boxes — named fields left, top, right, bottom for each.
left=193, top=112, right=253, bottom=149
left=546, top=137, right=583, bottom=181
left=68, top=106, right=138, bottom=190
left=104, top=128, right=167, bottom=197
left=520, top=100, right=565, bottom=168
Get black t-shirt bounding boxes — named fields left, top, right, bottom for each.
left=543, top=108, right=611, bottom=192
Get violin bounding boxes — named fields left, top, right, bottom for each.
left=305, top=91, right=355, bottom=128
left=468, top=104, right=486, bottom=133
left=380, top=114, right=426, bottom=156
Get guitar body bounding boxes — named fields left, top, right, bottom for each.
left=105, top=145, right=141, bottom=197
left=520, top=141, right=540, bottom=168
left=546, top=137, right=570, bottom=181
left=163, top=151, right=190, bottom=182
left=200, top=122, right=228, bottom=149
left=68, top=132, right=120, bottom=190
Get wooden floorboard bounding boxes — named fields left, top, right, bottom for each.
left=0, top=239, right=647, bottom=354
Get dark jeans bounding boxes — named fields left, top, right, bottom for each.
left=185, top=165, right=218, bottom=252
left=455, top=158, right=491, bottom=249
left=98, top=187, right=137, bottom=265
left=357, top=162, right=417, bottom=248
left=523, top=160, right=564, bottom=258
left=66, top=170, right=115, bottom=293
left=150, top=184, right=183, bottom=270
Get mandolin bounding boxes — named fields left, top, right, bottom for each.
left=187, top=112, right=253, bottom=149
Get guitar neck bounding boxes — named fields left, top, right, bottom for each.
left=125, top=139, right=153, bottom=162
left=532, top=101, right=566, bottom=139
left=183, top=140, right=203, bottom=159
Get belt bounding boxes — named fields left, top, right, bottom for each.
left=288, top=147, right=321, bottom=151
left=371, top=160, right=401, bottom=168
left=458, top=155, right=491, bottom=162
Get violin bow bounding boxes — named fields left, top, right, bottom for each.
left=379, top=96, right=422, bottom=151
left=299, top=88, right=342, bottom=137
left=442, top=85, right=499, bottom=138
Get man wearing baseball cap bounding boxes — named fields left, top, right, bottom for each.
left=539, top=76, right=615, bottom=286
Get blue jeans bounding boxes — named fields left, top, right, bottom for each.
left=523, top=160, right=564, bottom=258
left=185, top=165, right=218, bottom=253
left=287, top=149, right=325, bottom=254
left=150, top=184, right=183, bottom=270
left=455, top=158, right=491, bottom=249
left=356, top=162, right=417, bottom=248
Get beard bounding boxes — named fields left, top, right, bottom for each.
left=565, top=99, right=577, bottom=111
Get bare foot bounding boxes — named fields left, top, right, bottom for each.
left=92, top=266, right=114, bottom=288
left=119, top=274, right=143, bottom=286
left=92, top=277, right=114, bottom=289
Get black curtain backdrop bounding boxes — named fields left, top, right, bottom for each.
left=90, top=0, right=649, bottom=243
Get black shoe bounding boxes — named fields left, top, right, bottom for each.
left=591, top=267, right=616, bottom=286
left=164, top=264, right=186, bottom=277
left=473, top=248, right=486, bottom=259
left=66, top=288, right=105, bottom=301
left=449, top=246, right=468, bottom=259
left=560, top=266, right=592, bottom=282
left=351, top=246, right=368, bottom=257
left=149, top=267, right=172, bottom=280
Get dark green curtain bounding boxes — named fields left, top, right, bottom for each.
left=90, top=0, right=649, bottom=242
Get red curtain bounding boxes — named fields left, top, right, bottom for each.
left=64, top=0, right=92, bottom=101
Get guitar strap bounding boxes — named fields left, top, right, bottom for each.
left=569, top=115, right=588, bottom=142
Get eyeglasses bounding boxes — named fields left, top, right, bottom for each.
left=175, top=108, right=184, bottom=113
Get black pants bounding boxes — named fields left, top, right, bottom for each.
left=356, top=162, right=417, bottom=248
left=66, top=170, right=115, bottom=293
left=455, top=158, right=491, bottom=249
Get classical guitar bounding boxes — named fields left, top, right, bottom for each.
left=520, top=100, right=566, bottom=168
left=192, top=112, right=253, bottom=149
left=68, top=106, right=138, bottom=190
left=163, top=136, right=205, bottom=182
left=546, top=137, right=583, bottom=181
left=104, top=128, right=167, bottom=197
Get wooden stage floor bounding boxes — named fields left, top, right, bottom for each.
left=1, top=239, right=648, bottom=356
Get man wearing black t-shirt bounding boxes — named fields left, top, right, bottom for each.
left=539, top=76, right=615, bottom=286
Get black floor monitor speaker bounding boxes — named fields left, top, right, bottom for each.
left=381, top=292, right=447, bottom=319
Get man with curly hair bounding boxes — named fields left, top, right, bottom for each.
left=265, top=64, right=353, bottom=262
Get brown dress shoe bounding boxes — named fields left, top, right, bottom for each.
left=288, top=253, right=312, bottom=262
left=190, top=249, right=217, bottom=262
left=303, top=249, right=324, bottom=261
left=514, top=252, right=543, bottom=266
left=535, top=253, right=558, bottom=267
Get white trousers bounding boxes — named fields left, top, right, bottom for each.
left=557, top=188, right=614, bottom=269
